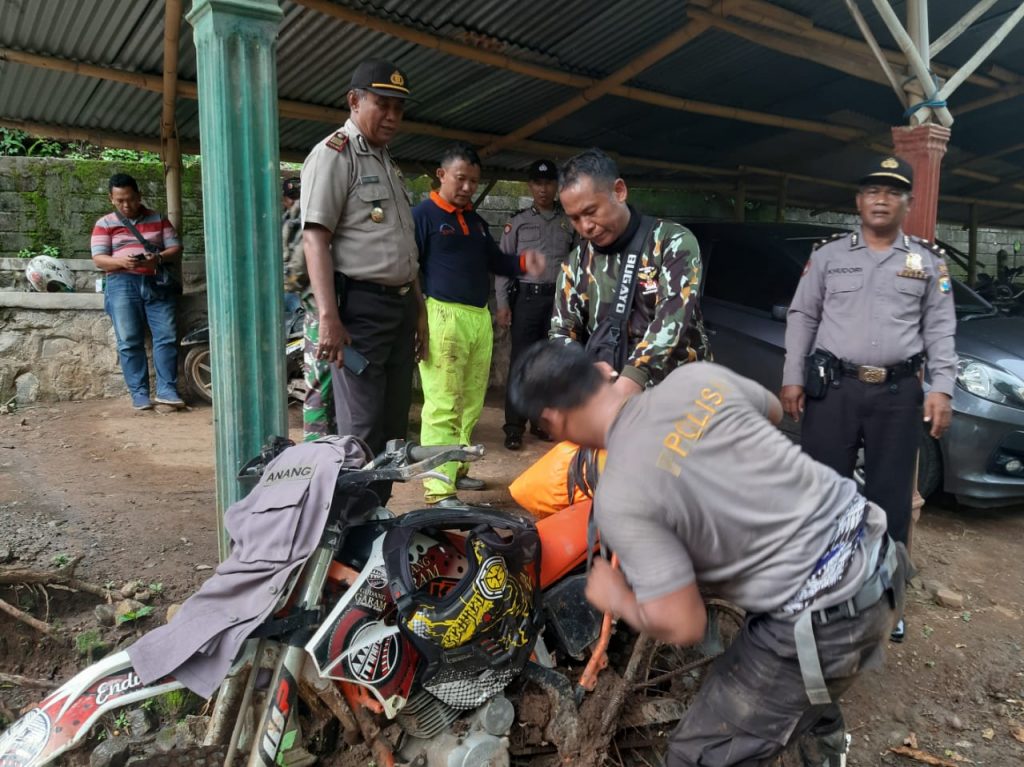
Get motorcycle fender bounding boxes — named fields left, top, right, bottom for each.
left=0, top=651, right=183, bottom=767
left=180, top=327, right=210, bottom=346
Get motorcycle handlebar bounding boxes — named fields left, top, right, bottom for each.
left=406, top=443, right=485, bottom=463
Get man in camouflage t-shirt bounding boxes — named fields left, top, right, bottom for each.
left=551, top=149, right=710, bottom=395
left=509, top=341, right=907, bottom=767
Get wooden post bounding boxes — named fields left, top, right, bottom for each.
left=775, top=175, right=788, bottom=223
left=734, top=177, right=746, bottom=222
left=161, top=0, right=183, bottom=232
left=968, top=203, right=979, bottom=286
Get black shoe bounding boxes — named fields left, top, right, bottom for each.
left=890, top=618, right=906, bottom=643
left=504, top=433, right=523, bottom=451
left=529, top=426, right=553, bottom=442
left=456, top=476, right=486, bottom=491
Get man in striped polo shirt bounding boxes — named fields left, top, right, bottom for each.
left=91, top=173, right=184, bottom=410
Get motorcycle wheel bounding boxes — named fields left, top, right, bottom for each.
left=611, top=600, right=744, bottom=764
left=182, top=345, right=214, bottom=405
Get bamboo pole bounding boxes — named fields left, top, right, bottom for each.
left=162, top=0, right=183, bottom=232
left=935, top=2, right=1024, bottom=102
left=870, top=0, right=955, bottom=127
left=733, top=0, right=1004, bottom=91
left=844, top=0, right=909, bottom=109
left=930, top=0, right=1000, bottom=58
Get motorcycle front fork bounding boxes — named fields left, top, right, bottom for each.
left=204, top=544, right=336, bottom=767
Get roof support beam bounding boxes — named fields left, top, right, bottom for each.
left=843, top=0, right=909, bottom=108
left=730, top=0, right=1005, bottom=91
left=478, top=15, right=712, bottom=157
left=291, top=0, right=863, bottom=144
left=935, top=1, right=1024, bottom=103
left=161, top=0, right=183, bottom=232
left=930, top=0, right=1000, bottom=58
left=869, top=0, right=954, bottom=126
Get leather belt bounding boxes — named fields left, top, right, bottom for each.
left=347, top=278, right=412, bottom=297
left=518, top=282, right=556, bottom=296
left=839, top=354, right=922, bottom=384
left=812, top=536, right=896, bottom=626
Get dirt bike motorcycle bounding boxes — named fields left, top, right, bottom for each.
left=181, top=304, right=307, bottom=405
left=0, top=438, right=743, bottom=767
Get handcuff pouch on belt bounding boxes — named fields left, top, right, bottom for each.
left=803, top=349, right=837, bottom=399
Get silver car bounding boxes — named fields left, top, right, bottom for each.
left=691, top=221, right=1024, bottom=508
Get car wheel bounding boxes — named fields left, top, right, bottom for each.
left=853, top=429, right=943, bottom=499
left=182, top=345, right=213, bottom=405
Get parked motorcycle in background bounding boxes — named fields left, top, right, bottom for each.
left=180, top=303, right=307, bottom=404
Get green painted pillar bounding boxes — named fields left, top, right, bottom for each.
left=187, top=0, right=287, bottom=559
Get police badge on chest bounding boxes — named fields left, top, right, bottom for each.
left=897, top=252, right=926, bottom=279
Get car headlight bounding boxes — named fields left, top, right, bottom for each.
left=956, top=357, right=1024, bottom=409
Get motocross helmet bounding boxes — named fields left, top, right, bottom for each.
left=25, top=255, right=74, bottom=293
left=383, top=508, right=542, bottom=710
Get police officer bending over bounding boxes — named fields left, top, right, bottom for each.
left=781, top=156, right=956, bottom=642
left=509, top=340, right=907, bottom=767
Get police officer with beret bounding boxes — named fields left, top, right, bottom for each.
left=300, top=59, right=428, bottom=479
left=781, top=156, right=956, bottom=642
left=495, top=159, right=576, bottom=450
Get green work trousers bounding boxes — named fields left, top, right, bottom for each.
left=418, top=298, right=493, bottom=503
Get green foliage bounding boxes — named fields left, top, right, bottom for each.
left=147, top=582, right=164, bottom=594
left=0, top=128, right=63, bottom=157
left=99, top=147, right=161, bottom=164
left=113, top=711, right=130, bottom=730
left=74, top=630, right=104, bottom=657
left=116, top=604, right=155, bottom=624
left=153, top=689, right=196, bottom=722
left=18, top=244, right=61, bottom=260
left=51, top=553, right=71, bottom=567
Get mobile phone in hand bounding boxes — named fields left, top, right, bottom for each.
left=343, top=346, right=369, bottom=375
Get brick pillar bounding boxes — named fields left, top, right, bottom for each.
left=891, top=123, right=951, bottom=240
left=892, top=123, right=951, bottom=550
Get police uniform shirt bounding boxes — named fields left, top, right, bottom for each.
left=783, top=229, right=957, bottom=396
left=495, top=205, right=575, bottom=310
left=300, top=118, right=418, bottom=286
left=595, top=361, right=886, bottom=615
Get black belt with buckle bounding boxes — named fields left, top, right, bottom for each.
left=839, top=354, right=923, bottom=384
left=517, top=281, right=556, bottom=296
left=346, top=278, right=412, bottom=297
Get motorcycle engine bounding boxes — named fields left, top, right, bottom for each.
left=397, top=694, right=515, bottom=767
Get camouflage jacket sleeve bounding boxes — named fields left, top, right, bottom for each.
left=624, top=223, right=702, bottom=388
left=550, top=241, right=586, bottom=346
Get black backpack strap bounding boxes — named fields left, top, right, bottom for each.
left=115, top=212, right=160, bottom=254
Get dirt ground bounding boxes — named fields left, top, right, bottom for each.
left=1, top=396, right=1022, bottom=765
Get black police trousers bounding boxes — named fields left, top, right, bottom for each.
left=801, top=377, right=923, bottom=546
left=329, top=287, right=417, bottom=500
left=503, top=286, right=556, bottom=435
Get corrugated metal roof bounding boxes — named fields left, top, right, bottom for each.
left=0, top=0, right=1022, bottom=224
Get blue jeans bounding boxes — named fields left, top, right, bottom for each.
left=103, top=273, right=179, bottom=400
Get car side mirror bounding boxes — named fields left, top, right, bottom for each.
left=771, top=304, right=788, bottom=322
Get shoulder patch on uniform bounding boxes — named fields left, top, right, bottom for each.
left=325, top=132, right=349, bottom=153
left=910, top=235, right=946, bottom=257
left=503, top=222, right=512, bottom=234
left=811, top=231, right=847, bottom=252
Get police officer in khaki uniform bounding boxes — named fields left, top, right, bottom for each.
left=495, top=159, right=576, bottom=450
left=781, top=156, right=956, bottom=642
left=301, top=59, right=428, bottom=484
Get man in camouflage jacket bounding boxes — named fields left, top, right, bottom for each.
left=551, top=149, right=710, bottom=393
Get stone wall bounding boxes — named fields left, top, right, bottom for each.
left=0, top=291, right=210, bottom=405
left=0, top=156, right=205, bottom=262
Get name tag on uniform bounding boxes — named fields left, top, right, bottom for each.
left=359, top=175, right=380, bottom=184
